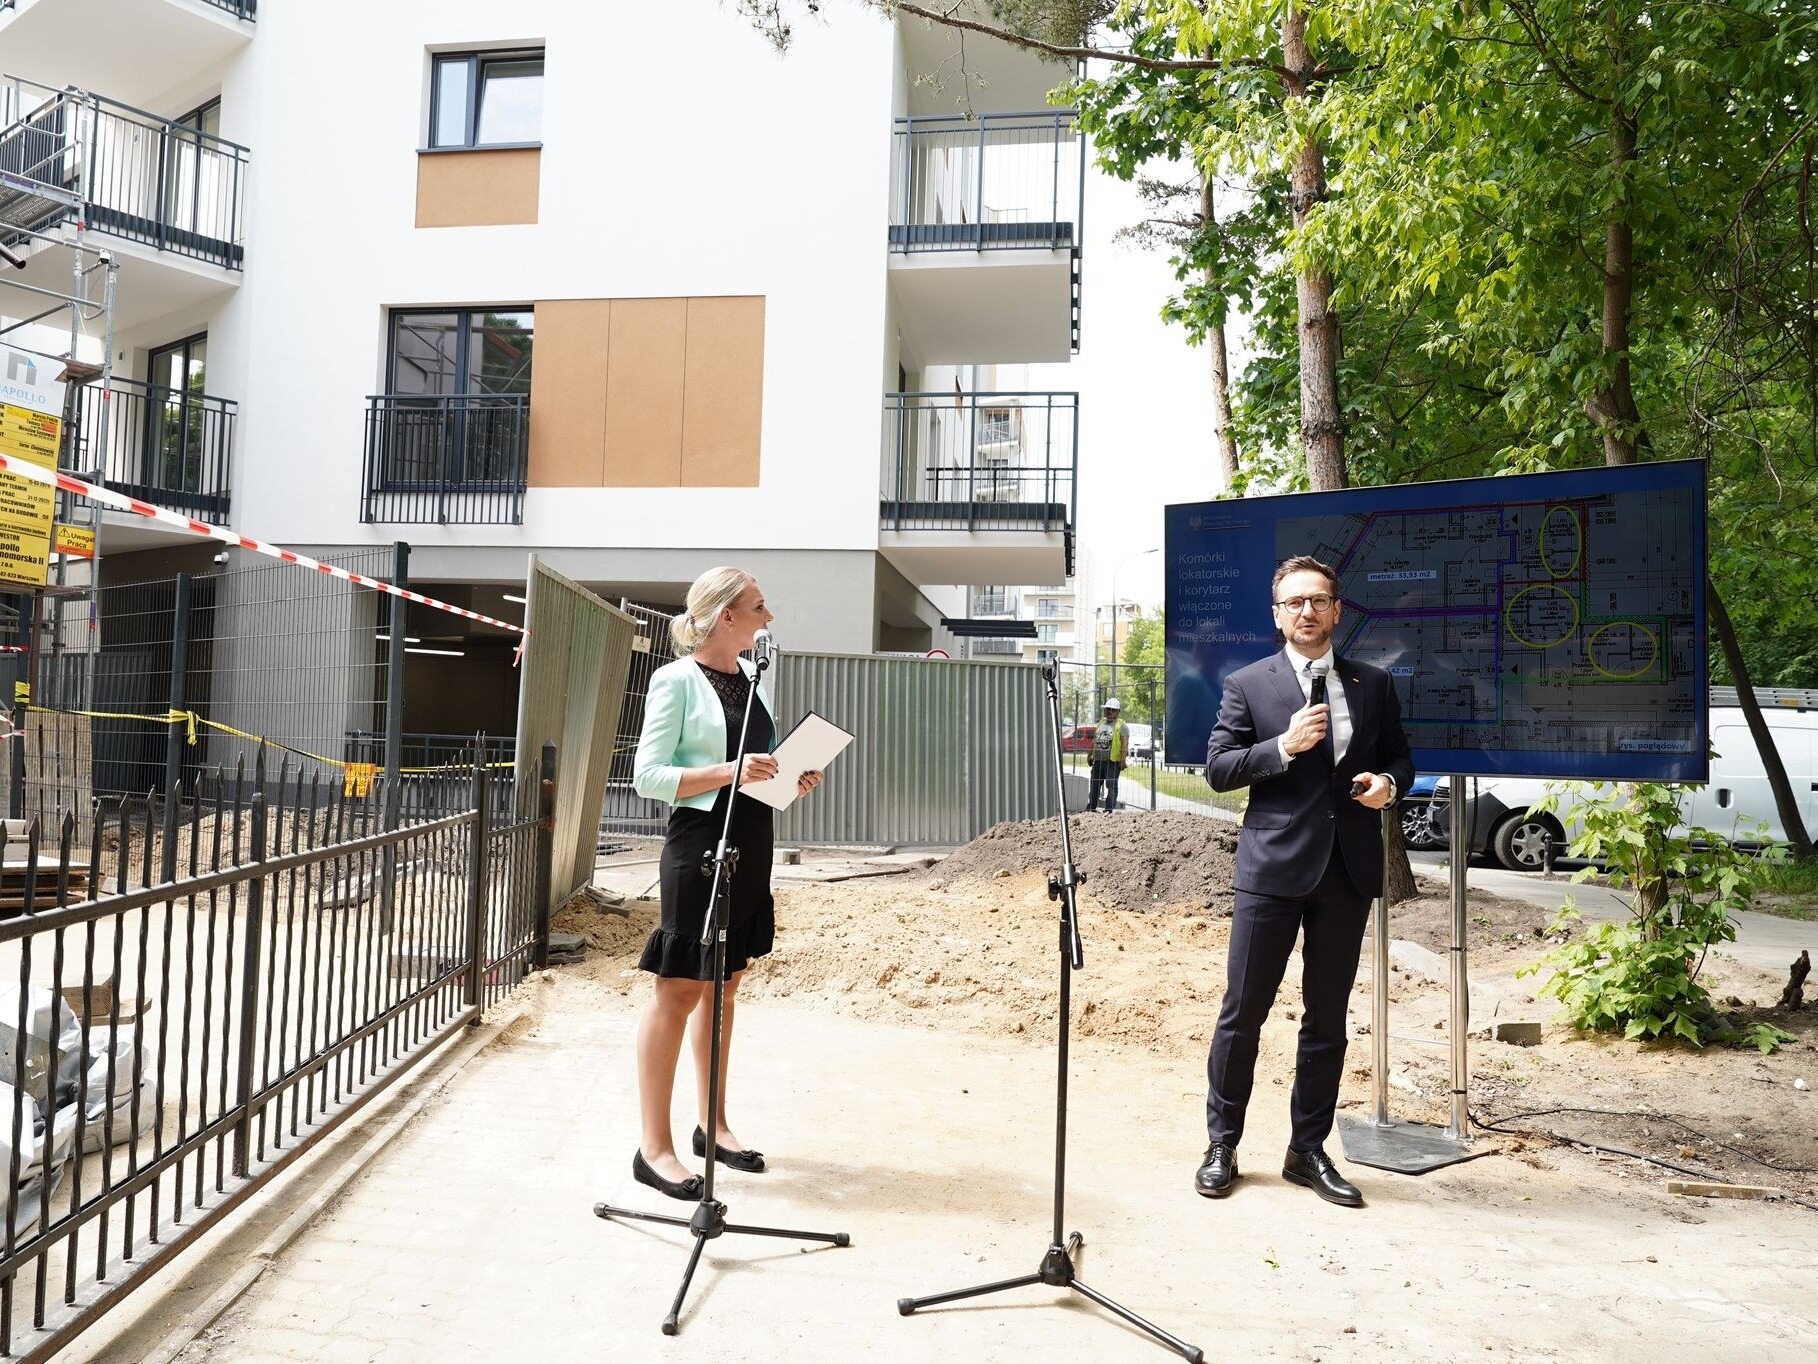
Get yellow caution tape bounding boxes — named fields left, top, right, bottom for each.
left=20, top=704, right=512, bottom=775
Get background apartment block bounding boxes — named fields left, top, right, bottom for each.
left=0, top=0, right=1087, bottom=746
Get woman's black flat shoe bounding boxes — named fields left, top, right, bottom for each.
left=692, top=1125, right=767, bottom=1173
left=632, top=1149, right=704, bottom=1201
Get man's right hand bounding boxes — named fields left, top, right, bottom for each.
left=1282, top=702, right=1330, bottom=756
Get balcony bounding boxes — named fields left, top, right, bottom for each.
left=0, top=76, right=247, bottom=329
left=68, top=377, right=235, bottom=519
left=0, top=4, right=253, bottom=109
left=880, top=391, right=1076, bottom=587
left=888, top=111, right=1083, bottom=363
left=362, top=393, right=528, bottom=526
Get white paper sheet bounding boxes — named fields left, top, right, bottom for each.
left=738, top=711, right=855, bottom=811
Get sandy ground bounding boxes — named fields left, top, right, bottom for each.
left=104, top=809, right=1818, bottom=1363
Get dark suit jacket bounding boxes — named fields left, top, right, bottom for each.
left=1203, top=651, right=1415, bottom=899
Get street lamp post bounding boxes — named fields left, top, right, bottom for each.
left=1109, top=547, right=1160, bottom=711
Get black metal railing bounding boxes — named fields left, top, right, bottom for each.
left=881, top=390, right=1078, bottom=536
left=67, top=378, right=235, bottom=518
left=0, top=747, right=550, bottom=1359
left=972, top=639, right=1023, bottom=657
left=889, top=111, right=1082, bottom=254
left=0, top=78, right=248, bottom=270
left=203, top=0, right=258, bottom=17
left=361, top=394, right=529, bottom=526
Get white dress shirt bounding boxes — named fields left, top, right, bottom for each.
left=1280, top=643, right=1351, bottom=765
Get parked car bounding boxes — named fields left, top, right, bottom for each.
left=1061, top=724, right=1096, bottom=755
left=1399, top=700, right=1818, bottom=870
left=1125, top=722, right=1155, bottom=761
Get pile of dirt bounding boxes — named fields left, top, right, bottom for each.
left=929, top=810, right=1240, bottom=914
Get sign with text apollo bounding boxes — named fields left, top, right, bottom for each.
left=1164, top=462, right=1708, bottom=782
left=0, top=345, right=65, bottom=588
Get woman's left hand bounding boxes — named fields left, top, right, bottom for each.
left=796, top=769, right=823, bottom=798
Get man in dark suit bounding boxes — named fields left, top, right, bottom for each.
left=1195, top=555, right=1414, bottom=1207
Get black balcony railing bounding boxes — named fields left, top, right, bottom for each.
left=362, top=393, right=529, bottom=525
left=889, top=111, right=1082, bottom=254
left=0, top=77, right=247, bottom=269
left=66, top=377, right=235, bottom=517
left=882, top=391, right=1078, bottom=557
left=205, top=0, right=258, bottom=16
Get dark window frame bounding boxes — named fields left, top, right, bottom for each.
left=379, top=307, right=534, bottom=492
left=143, top=331, right=210, bottom=491
left=428, top=48, right=545, bottom=150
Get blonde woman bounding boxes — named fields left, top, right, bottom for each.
left=628, top=568, right=823, bottom=1199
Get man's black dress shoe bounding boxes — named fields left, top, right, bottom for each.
left=1194, top=1142, right=1238, bottom=1198
left=1281, top=1146, right=1363, bottom=1207
left=692, top=1125, right=767, bottom=1173
left=632, top=1149, right=704, bottom=1202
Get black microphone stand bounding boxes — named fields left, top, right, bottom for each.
left=593, top=640, right=849, bottom=1335
left=895, top=662, right=1204, bottom=1362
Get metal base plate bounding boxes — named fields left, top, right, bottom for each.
left=1337, top=1114, right=1480, bottom=1175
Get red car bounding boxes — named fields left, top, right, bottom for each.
left=1061, top=723, right=1097, bottom=754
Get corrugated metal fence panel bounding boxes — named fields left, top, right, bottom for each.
left=772, top=652, right=1048, bottom=846
left=514, top=557, right=637, bottom=902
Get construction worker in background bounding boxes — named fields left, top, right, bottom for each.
left=1086, top=697, right=1130, bottom=813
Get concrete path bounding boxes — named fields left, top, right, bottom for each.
left=158, top=979, right=1817, bottom=1364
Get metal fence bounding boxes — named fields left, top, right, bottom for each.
left=888, top=110, right=1082, bottom=254
left=600, top=610, right=1054, bottom=846
left=66, top=379, right=235, bottom=519
left=361, top=394, right=529, bottom=526
left=14, top=550, right=396, bottom=821
left=0, top=744, right=549, bottom=1360
left=0, top=78, right=247, bottom=270
left=1054, top=659, right=1236, bottom=816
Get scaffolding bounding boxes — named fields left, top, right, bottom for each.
left=0, top=205, right=120, bottom=716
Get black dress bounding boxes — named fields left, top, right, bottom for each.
left=638, top=661, right=777, bottom=980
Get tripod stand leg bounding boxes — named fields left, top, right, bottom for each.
left=722, top=1219, right=850, bottom=1246
left=1070, top=1277, right=1205, bottom=1363
left=592, top=1201, right=693, bottom=1230
left=662, top=1232, right=710, bottom=1337
left=896, top=1271, right=1045, bottom=1316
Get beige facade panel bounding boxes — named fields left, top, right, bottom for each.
left=602, top=297, right=689, bottom=486
left=680, top=296, right=766, bottom=487
left=414, top=148, right=540, bottom=228
left=525, top=295, right=767, bottom=488
left=527, top=300, right=610, bottom=486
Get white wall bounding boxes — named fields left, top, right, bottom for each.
left=198, top=0, right=900, bottom=560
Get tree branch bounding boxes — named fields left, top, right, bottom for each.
left=891, top=2, right=1285, bottom=79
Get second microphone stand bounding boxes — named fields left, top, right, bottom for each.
left=894, top=662, right=1204, bottom=1362
left=593, top=644, right=849, bottom=1334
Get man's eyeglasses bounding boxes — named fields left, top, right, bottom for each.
left=1274, top=594, right=1336, bottom=615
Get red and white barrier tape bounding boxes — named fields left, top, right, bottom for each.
left=0, top=452, right=527, bottom=642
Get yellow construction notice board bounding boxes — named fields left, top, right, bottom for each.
left=0, top=345, right=65, bottom=588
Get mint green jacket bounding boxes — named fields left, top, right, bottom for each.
left=633, top=656, right=776, bottom=811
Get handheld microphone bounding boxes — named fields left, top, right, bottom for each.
left=1308, top=654, right=1331, bottom=707
left=753, top=628, right=773, bottom=669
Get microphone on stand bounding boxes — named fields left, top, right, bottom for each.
left=1308, top=653, right=1331, bottom=707
left=753, top=628, right=774, bottom=670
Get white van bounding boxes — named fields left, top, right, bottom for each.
left=1416, top=692, right=1818, bottom=870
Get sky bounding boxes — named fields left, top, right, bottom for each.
left=1027, top=164, right=1245, bottom=624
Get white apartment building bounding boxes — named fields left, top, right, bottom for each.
left=0, top=0, right=1083, bottom=740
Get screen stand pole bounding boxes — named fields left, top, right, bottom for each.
left=1336, top=783, right=1478, bottom=1174
left=1369, top=807, right=1390, bottom=1126
left=1446, top=773, right=1472, bottom=1141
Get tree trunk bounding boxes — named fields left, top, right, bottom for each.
left=1588, top=104, right=1643, bottom=464
left=1201, top=174, right=1240, bottom=493
left=1708, top=580, right=1815, bottom=859
left=1280, top=9, right=1346, bottom=491
left=1383, top=811, right=1419, bottom=905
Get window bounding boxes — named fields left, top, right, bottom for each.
left=145, top=333, right=208, bottom=493
left=1036, top=649, right=1059, bottom=664
left=431, top=50, right=544, bottom=149
left=388, top=308, right=534, bottom=398
left=381, top=308, right=534, bottom=485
